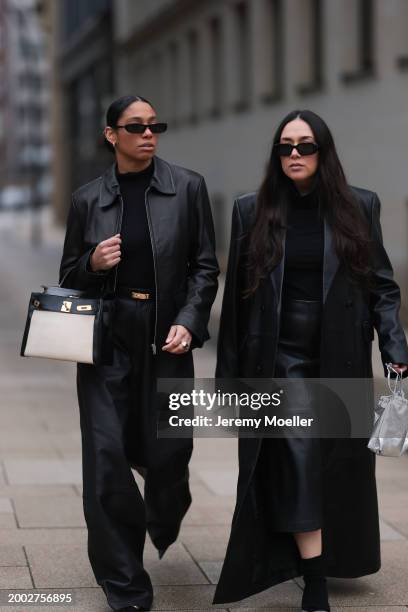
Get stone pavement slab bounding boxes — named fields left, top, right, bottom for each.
left=144, top=542, right=209, bottom=585
left=25, top=543, right=96, bottom=588
left=182, top=501, right=232, bottom=526
left=25, top=539, right=209, bottom=590
left=3, top=459, right=82, bottom=485
left=376, top=454, right=408, bottom=476
left=328, top=541, right=408, bottom=607
left=222, top=580, right=302, bottom=608
left=0, top=546, right=26, bottom=566
left=51, top=432, right=82, bottom=458
left=0, top=485, right=77, bottom=497
left=0, top=431, right=64, bottom=455
left=379, top=518, right=406, bottom=541
left=0, top=498, right=13, bottom=513
left=13, top=495, right=85, bottom=528
left=196, top=560, right=222, bottom=584
left=0, top=406, right=48, bottom=432
left=150, top=585, right=233, bottom=609
left=192, top=468, right=238, bottom=496
left=378, top=489, right=408, bottom=508
left=0, top=514, right=17, bottom=528
left=0, top=567, right=32, bottom=589
left=379, top=506, right=408, bottom=539
left=180, top=525, right=230, bottom=562
left=0, top=527, right=87, bottom=548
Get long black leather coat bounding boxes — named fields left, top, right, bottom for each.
left=213, top=186, right=408, bottom=604
left=59, top=156, right=219, bottom=361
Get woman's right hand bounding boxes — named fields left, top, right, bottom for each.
left=90, top=234, right=122, bottom=271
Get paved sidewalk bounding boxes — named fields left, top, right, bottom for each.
left=0, top=212, right=407, bottom=612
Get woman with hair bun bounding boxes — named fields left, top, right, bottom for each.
left=59, top=95, right=219, bottom=611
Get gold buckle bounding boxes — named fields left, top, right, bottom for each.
left=131, top=291, right=150, bottom=300
left=77, top=304, right=92, bottom=311
left=61, top=301, right=72, bottom=312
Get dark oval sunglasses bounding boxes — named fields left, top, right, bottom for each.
left=115, top=122, right=168, bottom=134
left=273, top=142, right=319, bottom=157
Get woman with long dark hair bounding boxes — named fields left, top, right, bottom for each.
left=59, top=95, right=219, bottom=611
left=213, top=110, right=408, bottom=611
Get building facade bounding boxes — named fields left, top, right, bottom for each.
left=51, top=0, right=114, bottom=223
left=0, top=0, right=50, bottom=204
left=112, top=0, right=408, bottom=318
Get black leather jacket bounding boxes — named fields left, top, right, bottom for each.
left=59, top=156, right=219, bottom=353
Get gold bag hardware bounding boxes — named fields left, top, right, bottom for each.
left=77, top=305, right=92, bottom=311
left=61, top=301, right=72, bottom=312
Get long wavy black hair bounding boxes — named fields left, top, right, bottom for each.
left=245, top=109, right=372, bottom=296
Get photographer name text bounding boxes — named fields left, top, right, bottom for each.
left=168, top=415, right=314, bottom=428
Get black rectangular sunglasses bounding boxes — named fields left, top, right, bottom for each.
left=273, top=142, right=319, bottom=156
left=116, top=122, right=168, bottom=134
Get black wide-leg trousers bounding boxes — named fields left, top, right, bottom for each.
left=76, top=297, right=192, bottom=610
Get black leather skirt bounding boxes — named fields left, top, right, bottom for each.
left=258, top=298, right=323, bottom=533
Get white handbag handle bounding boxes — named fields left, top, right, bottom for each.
left=386, top=363, right=405, bottom=398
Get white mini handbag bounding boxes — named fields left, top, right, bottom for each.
left=367, top=364, right=408, bottom=456
left=20, top=285, right=114, bottom=365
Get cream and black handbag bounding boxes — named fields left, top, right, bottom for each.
left=367, top=364, right=408, bottom=456
left=20, top=285, right=114, bottom=365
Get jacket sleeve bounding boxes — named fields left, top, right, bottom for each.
left=369, top=192, right=408, bottom=373
left=172, top=176, right=219, bottom=348
left=59, top=195, right=109, bottom=291
left=215, top=200, right=244, bottom=378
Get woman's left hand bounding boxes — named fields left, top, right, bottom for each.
left=390, top=363, right=408, bottom=374
left=162, top=325, right=193, bottom=354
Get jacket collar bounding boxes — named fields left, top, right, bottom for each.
left=99, top=155, right=176, bottom=207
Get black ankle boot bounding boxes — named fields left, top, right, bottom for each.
left=300, top=554, right=330, bottom=612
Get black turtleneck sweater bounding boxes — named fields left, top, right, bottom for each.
left=116, top=161, right=155, bottom=289
left=282, top=185, right=324, bottom=301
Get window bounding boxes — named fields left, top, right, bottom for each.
left=151, top=51, right=164, bottom=116
left=233, top=1, right=251, bottom=111
left=187, top=29, right=199, bottom=123
left=360, top=0, right=374, bottom=73
left=395, top=0, right=408, bottom=70
left=169, top=41, right=180, bottom=126
left=19, top=72, right=42, bottom=91
left=341, top=0, right=375, bottom=83
left=209, top=16, right=224, bottom=117
left=260, top=0, right=284, bottom=103
left=397, top=56, right=408, bottom=70
left=62, top=0, right=110, bottom=39
left=295, top=0, right=323, bottom=94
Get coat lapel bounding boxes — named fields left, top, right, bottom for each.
left=269, top=228, right=286, bottom=317
left=269, top=217, right=340, bottom=307
left=323, top=219, right=340, bottom=304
